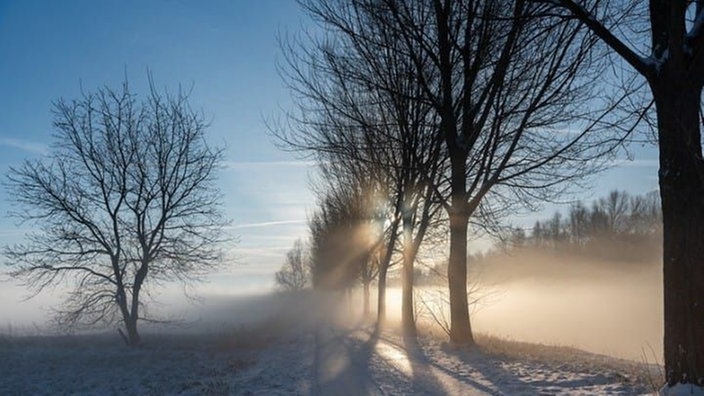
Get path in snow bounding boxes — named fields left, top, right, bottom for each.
left=311, top=323, right=653, bottom=396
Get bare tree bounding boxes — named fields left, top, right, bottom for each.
left=275, top=239, right=311, bottom=291
left=600, top=190, right=631, bottom=235
left=297, top=0, right=616, bottom=345
left=4, top=78, right=228, bottom=346
left=307, top=169, right=377, bottom=291
left=539, top=0, right=704, bottom=386
left=278, top=0, right=449, bottom=336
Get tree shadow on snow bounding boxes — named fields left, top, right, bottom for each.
left=313, top=325, right=384, bottom=395
left=402, top=336, right=468, bottom=395
left=442, top=343, right=540, bottom=395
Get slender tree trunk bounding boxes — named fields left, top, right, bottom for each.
left=401, top=210, right=416, bottom=337
left=652, top=80, right=704, bottom=385
left=448, top=207, right=474, bottom=345
left=377, top=218, right=400, bottom=328
left=346, top=287, right=353, bottom=316
left=377, top=261, right=388, bottom=327
left=363, top=280, right=370, bottom=318
left=124, top=260, right=148, bottom=347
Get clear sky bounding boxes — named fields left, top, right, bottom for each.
left=0, top=1, right=315, bottom=301
left=0, top=1, right=660, bottom=323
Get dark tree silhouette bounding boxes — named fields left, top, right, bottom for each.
left=280, top=0, right=624, bottom=345
left=541, top=1, right=704, bottom=385
left=4, top=79, right=228, bottom=346
left=298, top=0, right=615, bottom=345
left=277, top=0, right=447, bottom=334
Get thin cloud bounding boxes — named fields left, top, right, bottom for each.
left=223, top=160, right=315, bottom=170
left=230, top=219, right=306, bottom=229
left=236, top=245, right=288, bottom=255
left=244, top=234, right=305, bottom=242
left=0, top=137, right=49, bottom=156
left=235, top=246, right=288, bottom=260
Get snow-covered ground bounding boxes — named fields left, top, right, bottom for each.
left=0, top=291, right=671, bottom=395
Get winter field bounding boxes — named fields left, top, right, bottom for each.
left=0, top=290, right=674, bottom=396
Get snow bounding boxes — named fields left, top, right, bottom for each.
left=660, top=384, right=704, bottom=396
left=640, top=48, right=669, bottom=75
left=688, top=9, right=704, bottom=41
left=0, top=291, right=678, bottom=395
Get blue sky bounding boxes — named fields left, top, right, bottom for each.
left=0, top=1, right=660, bottom=321
left=0, top=1, right=315, bottom=298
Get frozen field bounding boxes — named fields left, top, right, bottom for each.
left=0, top=292, right=665, bottom=395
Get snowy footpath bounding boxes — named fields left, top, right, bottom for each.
left=0, top=292, right=666, bottom=395
left=310, top=325, right=656, bottom=396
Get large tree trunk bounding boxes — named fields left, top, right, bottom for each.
left=401, top=211, right=416, bottom=337
left=117, top=300, right=140, bottom=347
left=124, top=317, right=141, bottom=347
left=448, top=207, right=474, bottom=345
left=652, top=81, right=704, bottom=385
left=115, top=282, right=140, bottom=347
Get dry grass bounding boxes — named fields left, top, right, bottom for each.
left=474, top=333, right=663, bottom=391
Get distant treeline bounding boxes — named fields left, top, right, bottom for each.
left=414, top=190, right=663, bottom=286
left=508, top=190, right=662, bottom=263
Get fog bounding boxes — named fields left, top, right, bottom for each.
left=0, top=279, right=59, bottom=333
left=0, top=279, right=343, bottom=338
left=471, top=264, right=662, bottom=362
left=0, top=277, right=278, bottom=335
left=1, top=247, right=662, bottom=364
left=414, top=249, right=663, bottom=363
left=326, top=248, right=661, bottom=364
